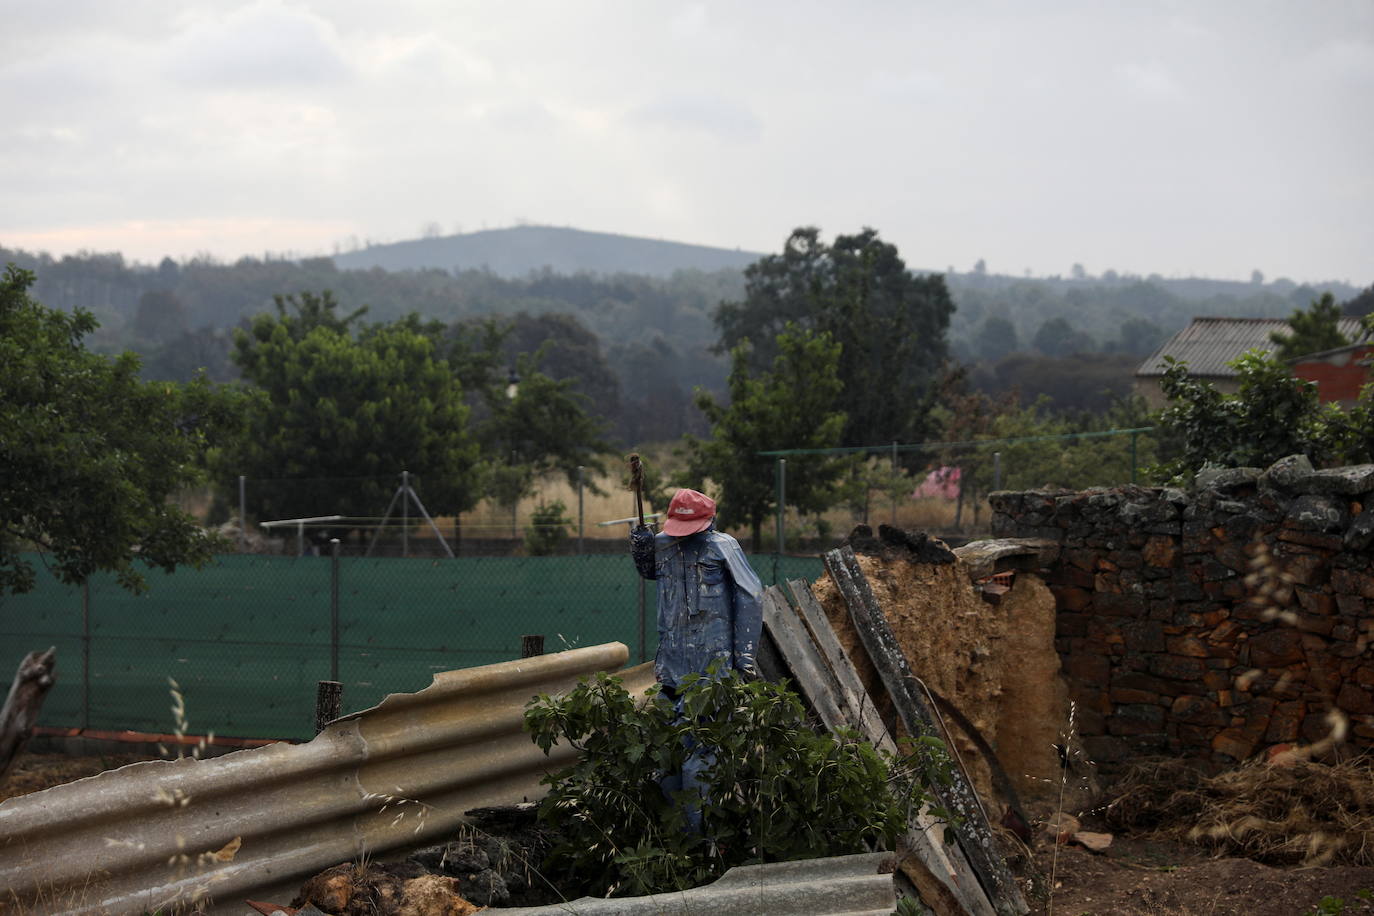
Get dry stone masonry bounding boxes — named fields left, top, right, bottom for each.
left=989, top=455, right=1374, bottom=768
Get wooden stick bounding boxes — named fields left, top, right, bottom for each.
left=0, top=648, right=56, bottom=782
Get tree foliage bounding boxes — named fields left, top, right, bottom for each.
left=0, top=265, right=247, bottom=594
left=1151, top=350, right=1370, bottom=481
left=968, top=352, right=1138, bottom=413
left=222, top=291, right=481, bottom=523
left=928, top=381, right=1155, bottom=523
left=685, top=326, right=850, bottom=550
left=1031, top=315, right=1095, bottom=357
left=974, top=315, right=1018, bottom=361
left=1270, top=292, right=1350, bottom=360
left=713, top=227, right=954, bottom=447
left=478, top=349, right=612, bottom=509
left=524, top=667, right=943, bottom=898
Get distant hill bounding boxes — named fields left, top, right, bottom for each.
left=333, top=225, right=764, bottom=278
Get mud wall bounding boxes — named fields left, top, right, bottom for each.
left=813, top=554, right=1072, bottom=803
left=989, top=456, right=1374, bottom=768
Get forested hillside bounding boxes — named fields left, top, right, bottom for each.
left=1, top=229, right=1362, bottom=446
left=333, top=225, right=762, bottom=278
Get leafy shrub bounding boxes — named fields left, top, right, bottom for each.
left=523, top=666, right=952, bottom=898
left=1151, top=350, right=1372, bottom=482
left=523, top=499, right=572, bottom=555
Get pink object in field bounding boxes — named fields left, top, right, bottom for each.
left=912, top=466, right=961, bottom=500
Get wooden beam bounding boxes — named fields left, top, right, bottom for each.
left=760, top=586, right=850, bottom=730
left=824, top=547, right=1029, bottom=916
left=767, top=580, right=996, bottom=916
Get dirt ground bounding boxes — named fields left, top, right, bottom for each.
left=0, top=752, right=156, bottom=804
left=1021, top=822, right=1374, bottom=915
left=7, top=753, right=1374, bottom=914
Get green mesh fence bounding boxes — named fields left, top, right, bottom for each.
left=0, top=552, right=823, bottom=741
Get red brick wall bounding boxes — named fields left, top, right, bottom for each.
left=1292, top=345, right=1373, bottom=405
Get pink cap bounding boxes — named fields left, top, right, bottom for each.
left=662, top=488, right=716, bottom=536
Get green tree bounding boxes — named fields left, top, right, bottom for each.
left=1, top=265, right=248, bottom=594
left=1342, top=284, right=1374, bottom=320
left=1031, top=316, right=1095, bottom=357
left=222, top=292, right=481, bottom=524
left=975, top=315, right=1019, bottom=362
left=478, top=350, right=612, bottom=511
left=1271, top=292, right=1350, bottom=359
left=713, top=227, right=954, bottom=447
left=1112, top=317, right=1167, bottom=357
left=685, top=325, right=850, bottom=550
left=131, top=289, right=189, bottom=346
left=1152, top=350, right=1360, bottom=481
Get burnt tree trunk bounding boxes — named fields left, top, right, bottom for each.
left=0, top=647, right=57, bottom=783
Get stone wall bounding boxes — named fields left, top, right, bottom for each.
left=989, top=455, right=1374, bottom=768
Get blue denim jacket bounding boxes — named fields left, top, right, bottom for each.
left=632, top=525, right=763, bottom=690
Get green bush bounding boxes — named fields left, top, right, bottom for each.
left=1151, top=350, right=1373, bottom=482
left=523, top=499, right=572, bottom=555
left=523, top=666, right=952, bottom=898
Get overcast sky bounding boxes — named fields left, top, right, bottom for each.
left=2, top=1, right=1370, bottom=285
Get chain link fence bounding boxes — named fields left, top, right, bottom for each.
left=4, top=436, right=1153, bottom=743
left=765, top=427, right=1158, bottom=552
left=1, top=551, right=822, bottom=742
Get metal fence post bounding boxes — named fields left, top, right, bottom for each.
left=81, top=578, right=91, bottom=731
left=993, top=451, right=1002, bottom=491
left=238, top=475, right=246, bottom=550
left=890, top=441, right=898, bottom=526
left=330, top=538, right=340, bottom=682
left=401, top=470, right=410, bottom=558
left=577, top=465, right=585, bottom=555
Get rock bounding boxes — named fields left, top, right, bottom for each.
left=1212, top=727, right=1257, bottom=761
left=292, top=863, right=478, bottom=916
left=1148, top=655, right=1207, bottom=681
left=1044, top=812, right=1081, bottom=844
left=1195, top=467, right=1261, bottom=492
left=1345, top=509, right=1374, bottom=551
left=1072, top=831, right=1114, bottom=853
left=1264, top=701, right=1306, bottom=744
left=1246, top=629, right=1305, bottom=667
left=1285, top=494, right=1348, bottom=533
left=1171, top=694, right=1226, bottom=726
left=1259, top=455, right=1316, bottom=492
left=1292, top=465, right=1374, bottom=497
left=1142, top=535, right=1177, bottom=568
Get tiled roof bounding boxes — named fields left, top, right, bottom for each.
left=1136, top=317, right=1367, bottom=378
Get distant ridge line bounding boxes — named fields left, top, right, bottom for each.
left=333, top=224, right=764, bottom=279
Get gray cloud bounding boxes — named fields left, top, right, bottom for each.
left=0, top=0, right=1369, bottom=284
left=161, top=2, right=353, bottom=89
left=627, top=94, right=763, bottom=141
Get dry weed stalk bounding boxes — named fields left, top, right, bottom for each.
left=1046, top=700, right=1077, bottom=916
left=1105, top=752, right=1374, bottom=867
left=160, top=676, right=214, bottom=761
left=361, top=786, right=434, bottom=836
left=1100, top=536, right=1372, bottom=869
left=1243, top=542, right=1298, bottom=626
